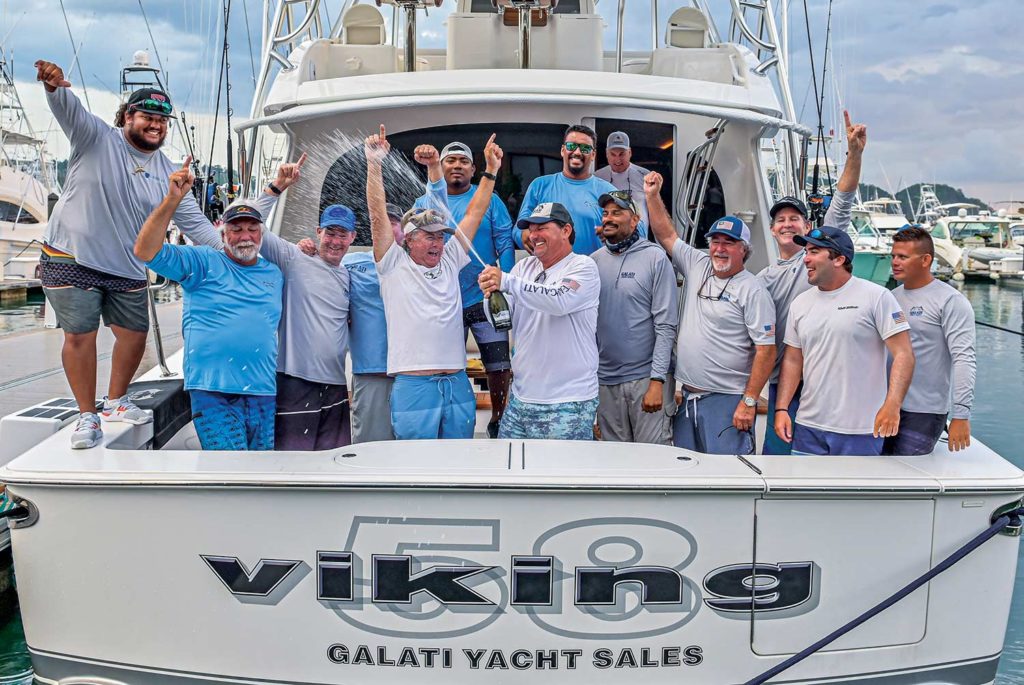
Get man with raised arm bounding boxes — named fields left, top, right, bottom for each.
left=413, top=141, right=515, bottom=438
left=774, top=227, right=915, bottom=456
left=478, top=203, right=601, bottom=440
left=34, top=59, right=295, bottom=450
left=365, top=126, right=503, bottom=440
left=759, top=110, right=866, bottom=454
left=645, top=172, right=776, bottom=455
left=134, top=160, right=283, bottom=451
left=592, top=190, right=677, bottom=445
left=514, top=125, right=623, bottom=256
left=885, top=226, right=976, bottom=455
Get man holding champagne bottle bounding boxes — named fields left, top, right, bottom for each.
left=478, top=203, right=601, bottom=440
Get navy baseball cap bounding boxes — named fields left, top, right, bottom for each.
left=221, top=201, right=263, bottom=225
left=598, top=190, right=639, bottom=214
left=770, top=196, right=808, bottom=220
left=706, top=215, right=751, bottom=243
left=320, top=204, right=356, bottom=231
left=794, top=225, right=855, bottom=264
left=126, top=88, right=176, bottom=119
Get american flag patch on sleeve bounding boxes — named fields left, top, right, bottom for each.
left=764, top=324, right=775, bottom=334
left=561, top=278, right=580, bottom=291
left=892, top=311, right=907, bottom=325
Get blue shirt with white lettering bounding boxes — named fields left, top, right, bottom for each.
left=146, top=244, right=282, bottom=395
left=343, top=251, right=388, bottom=374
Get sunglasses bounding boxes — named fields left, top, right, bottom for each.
left=131, top=98, right=173, bottom=116
left=806, top=227, right=847, bottom=251
left=606, top=189, right=638, bottom=214
left=564, top=141, right=594, bottom=155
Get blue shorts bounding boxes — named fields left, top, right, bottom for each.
left=763, top=382, right=802, bottom=455
left=882, top=411, right=946, bottom=456
left=499, top=394, right=598, bottom=440
left=792, top=423, right=882, bottom=456
left=390, top=371, right=476, bottom=440
left=672, top=391, right=754, bottom=455
left=190, top=390, right=275, bottom=451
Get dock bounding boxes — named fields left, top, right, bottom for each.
left=0, top=279, right=41, bottom=305
left=0, top=300, right=183, bottom=417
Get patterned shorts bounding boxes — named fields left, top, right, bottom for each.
left=498, top=394, right=599, bottom=441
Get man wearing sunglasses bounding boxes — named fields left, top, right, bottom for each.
left=514, top=125, right=621, bottom=256
left=34, top=59, right=298, bottom=450
left=759, top=110, right=867, bottom=454
left=645, top=173, right=776, bottom=455
left=774, top=226, right=915, bottom=456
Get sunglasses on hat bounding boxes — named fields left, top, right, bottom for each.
left=130, top=98, right=174, bottom=117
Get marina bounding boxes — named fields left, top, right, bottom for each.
left=0, top=0, right=1021, bottom=683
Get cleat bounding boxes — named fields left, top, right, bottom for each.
left=70, top=412, right=103, bottom=449
left=102, top=395, right=152, bottom=425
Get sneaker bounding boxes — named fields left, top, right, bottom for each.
left=487, top=419, right=501, bottom=439
left=70, top=412, right=103, bottom=449
left=102, top=395, right=152, bottom=425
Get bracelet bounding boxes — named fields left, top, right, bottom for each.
left=268, top=182, right=283, bottom=196
left=774, top=408, right=789, bottom=413
left=480, top=171, right=497, bottom=181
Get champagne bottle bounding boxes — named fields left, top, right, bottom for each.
left=488, top=289, right=512, bottom=332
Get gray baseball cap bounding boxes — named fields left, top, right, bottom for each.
left=441, top=142, right=473, bottom=161
left=606, top=131, right=630, bottom=150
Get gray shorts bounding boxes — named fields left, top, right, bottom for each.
left=43, top=284, right=149, bottom=334
left=597, top=378, right=672, bottom=445
left=463, top=301, right=511, bottom=372
left=350, top=373, right=395, bottom=443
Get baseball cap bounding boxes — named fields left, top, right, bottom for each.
left=706, top=215, right=751, bottom=243
left=770, top=196, right=808, bottom=220
left=320, top=204, right=356, bottom=231
left=793, top=225, right=855, bottom=264
left=606, top=131, right=630, bottom=150
left=516, top=202, right=573, bottom=230
left=385, top=203, right=404, bottom=220
left=441, top=142, right=473, bottom=161
left=400, top=208, right=454, bottom=236
left=221, top=201, right=264, bottom=225
left=598, top=190, right=638, bottom=214
left=126, top=88, right=176, bottom=119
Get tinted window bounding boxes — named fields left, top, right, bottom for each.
left=0, top=201, right=39, bottom=224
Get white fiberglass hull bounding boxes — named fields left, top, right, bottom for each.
left=2, top=419, right=1022, bottom=685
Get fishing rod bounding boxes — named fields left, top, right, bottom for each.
left=975, top=319, right=1024, bottom=337
left=222, top=0, right=235, bottom=203
left=178, top=111, right=202, bottom=202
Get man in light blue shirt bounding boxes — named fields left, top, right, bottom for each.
left=415, top=141, right=515, bottom=438
left=515, top=125, right=628, bottom=256
left=135, top=168, right=283, bottom=451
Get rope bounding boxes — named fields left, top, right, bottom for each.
left=743, top=507, right=1024, bottom=685
left=57, top=0, right=92, bottom=111
left=137, top=0, right=168, bottom=86
left=976, top=319, right=1024, bottom=336
left=1, top=238, right=42, bottom=267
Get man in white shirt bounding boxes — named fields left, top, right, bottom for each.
left=364, top=125, right=503, bottom=440
left=759, top=110, right=866, bottom=454
left=645, top=173, right=776, bottom=455
left=775, top=226, right=915, bottom=455
left=884, top=225, right=976, bottom=455
left=479, top=202, right=601, bottom=440
left=595, top=131, right=651, bottom=227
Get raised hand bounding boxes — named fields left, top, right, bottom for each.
left=483, top=134, right=503, bottom=174
left=297, top=237, right=318, bottom=257
left=167, top=156, right=195, bottom=203
left=273, top=152, right=307, bottom=192
left=365, top=125, right=390, bottom=163
left=414, top=144, right=440, bottom=167
left=643, top=171, right=663, bottom=197
left=845, top=110, right=867, bottom=156
left=34, top=60, right=71, bottom=91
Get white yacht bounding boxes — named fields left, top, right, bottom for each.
left=0, top=2, right=1021, bottom=684
left=937, top=208, right=1023, bottom=280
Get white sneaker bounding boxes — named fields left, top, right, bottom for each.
left=102, top=395, right=152, bottom=425
left=71, top=412, right=103, bottom=449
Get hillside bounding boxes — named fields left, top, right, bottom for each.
left=856, top=182, right=992, bottom=219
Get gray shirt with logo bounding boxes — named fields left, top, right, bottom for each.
left=671, top=239, right=776, bottom=395
left=593, top=239, right=678, bottom=385
left=44, top=87, right=223, bottom=279
left=893, top=279, right=975, bottom=419
left=757, top=189, right=857, bottom=382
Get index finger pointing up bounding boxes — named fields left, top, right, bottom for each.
left=379, top=124, right=386, bottom=140
left=181, top=155, right=193, bottom=170
left=295, top=152, right=308, bottom=168
left=486, top=133, right=497, bottom=147
left=844, top=109, right=852, bottom=129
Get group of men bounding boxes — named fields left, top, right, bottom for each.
left=37, top=56, right=976, bottom=457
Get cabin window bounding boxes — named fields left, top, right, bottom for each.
left=0, top=200, right=39, bottom=224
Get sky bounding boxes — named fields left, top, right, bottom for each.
left=3, top=0, right=1022, bottom=205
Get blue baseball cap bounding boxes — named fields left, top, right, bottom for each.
left=320, top=204, right=356, bottom=231
left=793, top=225, right=855, bottom=264
left=706, top=215, right=751, bottom=243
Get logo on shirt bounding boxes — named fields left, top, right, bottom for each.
left=909, top=306, right=924, bottom=317
left=620, top=271, right=636, bottom=279
left=892, top=311, right=907, bottom=325
left=763, top=324, right=775, bottom=335
left=561, top=278, right=581, bottom=291
left=837, top=305, right=859, bottom=310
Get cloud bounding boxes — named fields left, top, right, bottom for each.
left=923, top=4, right=958, bottom=20
left=867, top=45, right=1021, bottom=83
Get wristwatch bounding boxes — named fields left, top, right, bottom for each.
left=480, top=171, right=497, bottom=181
left=742, top=395, right=757, bottom=408
left=267, top=182, right=283, bottom=196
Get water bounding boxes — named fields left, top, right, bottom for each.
left=0, top=280, right=1020, bottom=680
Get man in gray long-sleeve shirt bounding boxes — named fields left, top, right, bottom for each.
left=758, top=110, right=866, bottom=454
left=593, top=191, right=678, bottom=444
left=884, top=226, right=976, bottom=455
left=34, top=59, right=292, bottom=450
